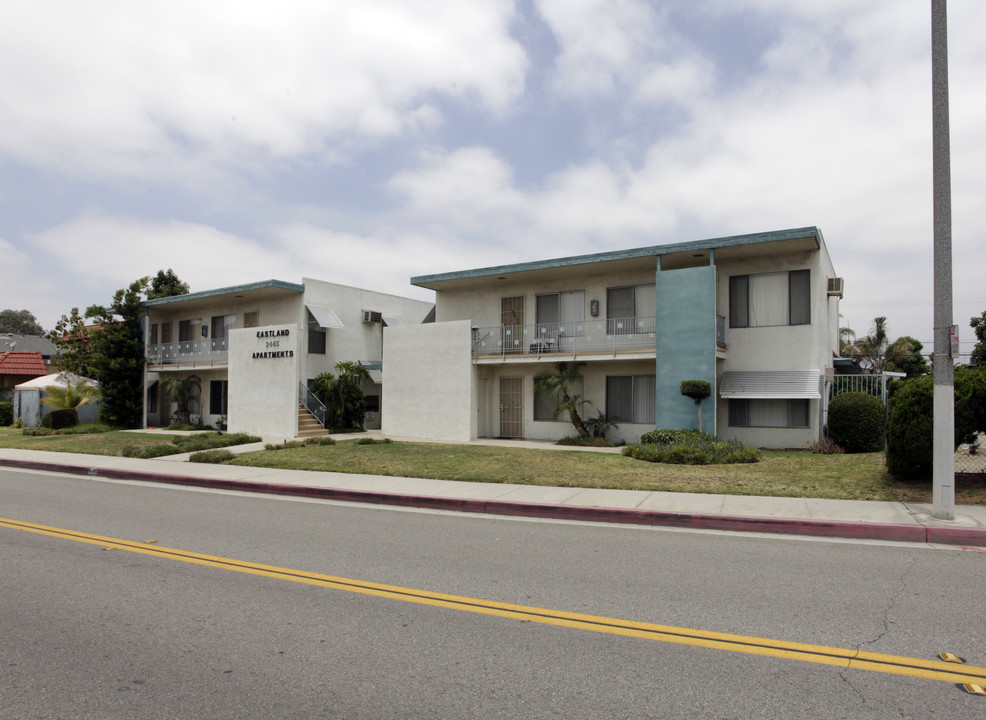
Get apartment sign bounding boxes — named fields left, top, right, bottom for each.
left=252, top=327, right=295, bottom=360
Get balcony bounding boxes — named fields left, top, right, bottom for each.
left=147, top=338, right=229, bottom=367
left=472, top=317, right=657, bottom=361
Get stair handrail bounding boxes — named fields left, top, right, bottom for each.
left=299, top=381, right=328, bottom=428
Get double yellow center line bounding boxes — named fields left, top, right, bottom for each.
left=4, top=516, right=984, bottom=688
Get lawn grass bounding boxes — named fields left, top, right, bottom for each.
left=0, top=426, right=190, bottom=456
left=3, top=427, right=983, bottom=504
left=228, top=439, right=986, bottom=504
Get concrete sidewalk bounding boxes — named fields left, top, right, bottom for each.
left=2, top=440, right=985, bottom=547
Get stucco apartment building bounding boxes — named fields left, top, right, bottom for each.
left=383, top=227, right=842, bottom=449
left=142, top=278, right=433, bottom=438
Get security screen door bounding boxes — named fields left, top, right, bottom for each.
left=499, top=377, right=523, bottom=438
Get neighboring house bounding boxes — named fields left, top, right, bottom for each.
left=0, top=334, right=62, bottom=371
left=142, top=278, right=434, bottom=438
left=0, top=350, right=48, bottom=392
left=383, top=227, right=842, bottom=449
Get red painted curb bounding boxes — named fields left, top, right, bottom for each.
left=3, top=458, right=984, bottom=546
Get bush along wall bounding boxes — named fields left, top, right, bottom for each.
left=886, top=366, right=986, bottom=480
left=0, top=400, right=12, bottom=426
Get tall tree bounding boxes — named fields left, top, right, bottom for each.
left=147, top=269, right=190, bottom=299
left=534, top=361, right=591, bottom=438
left=85, top=277, right=150, bottom=428
left=885, top=336, right=930, bottom=378
left=971, top=310, right=986, bottom=368
left=0, top=309, right=44, bottom=335
left=47, top=307, right=97, bottom=377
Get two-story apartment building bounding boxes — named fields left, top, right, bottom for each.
left=143, top=278, right=433, bottom=438
left=382, top=227, right=842, bottom=448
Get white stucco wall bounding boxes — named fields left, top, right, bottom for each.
left=382, top=320, right=474, bottom=442
left=228, top=324, right=300, bottom=438
left=299, top=278, right=434, bottom=382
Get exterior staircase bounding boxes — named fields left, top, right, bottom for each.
left=297, top=403, right=329, bottom=438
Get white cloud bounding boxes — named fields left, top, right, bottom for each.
left=0, top=0, right=526, bottom=179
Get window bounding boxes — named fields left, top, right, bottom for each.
left=606, top=284, right=656, bottom=333
left=534, top=379, right=583, bottom=421
left=605, top=375, right=656, bottom=424
left=148, top=382, right=158, bottom=414
left=536, top=290, right=585, bottom=341
left=211, top=314, right=236, bottom=339
left=178, top=320, right=193, bottom=343
left=210, top=380, right=228, bottom=415
left=243, top=311, right=259, bottom=328
left=149, top=323, right=158, bottom=345
left=307, top=309, right=326, bottom=354
left=160, top=322, right=173, bottom=344
left=728, top=399, right=809, bottom=428
left=729, top=270, right=810, bottom=328
left=365, top=395, right=380, bottom=412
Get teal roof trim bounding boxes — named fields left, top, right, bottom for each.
left=412, top=226, right=821, bottom=286
left=143, top=279, right=305, bottom=307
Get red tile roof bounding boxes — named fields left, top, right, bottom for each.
left=0, top=351, right=47, bottom=377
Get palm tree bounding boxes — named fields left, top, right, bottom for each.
left=534, top=361, right=591, bottom=438
left=160, top=375, right=200, bottom=425
left=333, top=361, right=372, bottom=429
left=854, top=316, right=890, bottom=373
left=42, top=377, right=100, bottom=427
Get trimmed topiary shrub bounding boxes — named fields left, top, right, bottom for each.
left=887, top=367, right=986, bottom=480
left=0, top=401, right=12, bottom=426
left=826, top=392, right=886, bottom=453
left=41, top=408, right=79, bottom=430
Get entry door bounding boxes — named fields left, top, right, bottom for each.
left=499, top=377, right=523, bottom=438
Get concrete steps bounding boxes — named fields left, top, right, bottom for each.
left=297, top=404, right=329, bottom=438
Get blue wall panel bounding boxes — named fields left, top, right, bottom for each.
left=655, top=265, right=716, bottom=431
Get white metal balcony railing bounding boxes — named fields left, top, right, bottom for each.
left=472, top=317, right=658, bottom=359
left=147, top=338, right=229, bottom=366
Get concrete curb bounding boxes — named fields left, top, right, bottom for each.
left=5, top=457, right=986, bottom=547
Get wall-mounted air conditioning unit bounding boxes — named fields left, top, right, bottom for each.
left=827, top=277, right=844, bottom=298
left=362, top=310, right=383, bottom=324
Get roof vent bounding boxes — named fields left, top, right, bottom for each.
left=827, top=277, right=844, bottom=298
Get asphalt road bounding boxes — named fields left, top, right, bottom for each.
left=2, top=467, right=985, bottom=719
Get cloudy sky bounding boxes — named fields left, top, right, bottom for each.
left=2, top=0, right=984, bottom=358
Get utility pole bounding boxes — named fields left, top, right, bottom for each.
left=931, top=0, right=955, bottom=519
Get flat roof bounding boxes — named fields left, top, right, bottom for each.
left=143, top=279, right=305, bottom=309
left=411, top=226, right=822, bottom=289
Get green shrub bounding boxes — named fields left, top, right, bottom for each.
left=679, top=380, right=712, bottom=401
left=826, top=392, right=886, bottom=453
left=122, top=444, right=182, bottom=459
left=640, top=428, right=709, bottom=445
left=22, top=426, right=55, bottom=436
left=42, top=408, right=79, bottom=430
left=189, top=449, right=235, bottom=464
left=264, top=440, right=307, bottom=450
left=623, top=436, right=760, bottom=465
left=557, top=436, right=615, bottom=447
left=354, top=437, right=392, bottom=445
left=304, top=436, right=337, bottom=446
left=166, top=423, right=212, bottom=431
left=887, top=367, right=986, bottom=480
left=0, top=401, right=12, bottom=426
left=172, top=432, right=260, bottom=452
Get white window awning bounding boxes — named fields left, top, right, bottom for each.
left=719, top=370, right=821, bottom=399
left=306, top=304, right=345, bottom=329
